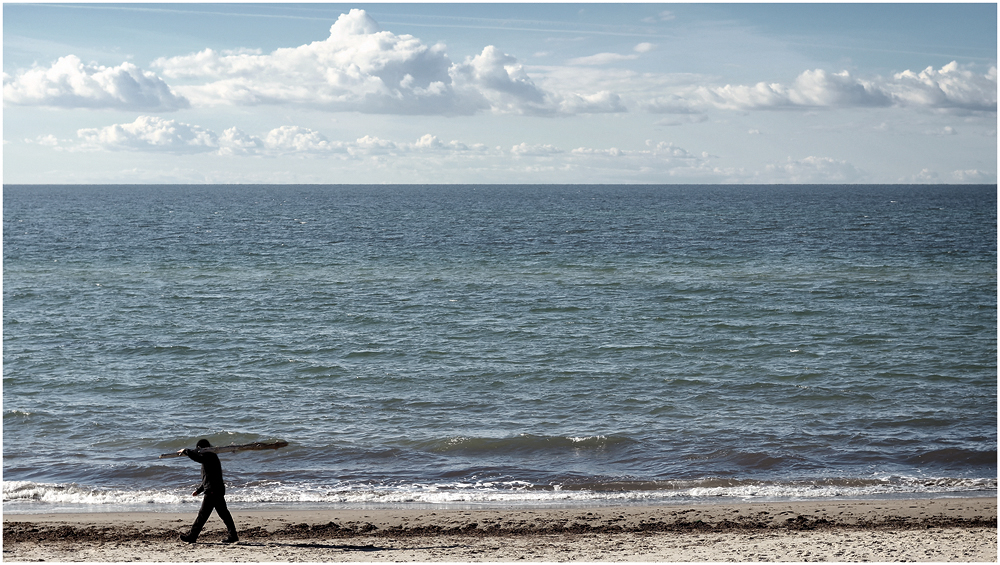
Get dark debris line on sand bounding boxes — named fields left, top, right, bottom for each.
left=4, top=512, right=996, bottom=544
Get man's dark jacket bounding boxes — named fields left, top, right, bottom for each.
left=183, top=449, right=226, bottom=496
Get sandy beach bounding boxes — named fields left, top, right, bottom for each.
left=3, top=497, right=995, bottom=562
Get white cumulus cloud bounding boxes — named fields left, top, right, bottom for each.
left=77, top=116, right=216, bottom=152
left=511, top=142, right=563, bottom=156
left=653, top=62, right=995, bottom=114
left=149, top=9, right=622, bottom=117
left=69, top=116, right=495, bottom=158
left=154, top=9, right=462, bottom=115
left=3, top=55, right=188, bottom=111
left=26, top=134, right=62, bottom=146
left=264, top=126, right=343, bottom=154
left=147, top=9, right=624, bottom=115
left=696, top=69, right=892, bottom=110
left=409, top=134, right=486, bottom=152
left=891, top=62, right=997, bottom=112
left=450, top=45, right=551, bottom=114
left=450, top=45, right=624, bottom=115
left=218, top=127, right=264, bottom=156
left=75, top=117, right=343, bottom=155
left=559, top=91, right=626, bottom=114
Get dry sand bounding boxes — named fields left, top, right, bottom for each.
left=3, top=497, right=996, bottom=562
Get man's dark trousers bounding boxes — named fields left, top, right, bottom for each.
left=189, top=491, right=237, bottom=539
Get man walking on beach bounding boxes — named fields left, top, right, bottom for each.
left=179, top=439, right=239, bottom=544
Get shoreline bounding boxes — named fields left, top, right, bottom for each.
left=4, top=497, right=996, bottom=561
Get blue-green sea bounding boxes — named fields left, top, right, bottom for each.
left=3, top=184, right=996, bottom=513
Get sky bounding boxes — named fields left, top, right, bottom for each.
left=3, top=2, right=997, bottom=184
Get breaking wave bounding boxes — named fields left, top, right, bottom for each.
left=5, top=474, right=995, bottom=513
left=410, top=434, right=637, bottom=455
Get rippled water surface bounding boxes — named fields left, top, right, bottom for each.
left=3, top=184, right=996, bottom=511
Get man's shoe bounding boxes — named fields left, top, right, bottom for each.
left=179, top=534, right=197, bottom=544
left=221, top=535, right=239, bottom=544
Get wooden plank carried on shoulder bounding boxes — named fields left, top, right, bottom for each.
left=159, top=440, right=289, bottom=459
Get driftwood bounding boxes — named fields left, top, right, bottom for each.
left=159, top=440, right=288, bottom=459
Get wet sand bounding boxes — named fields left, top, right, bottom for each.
left=3, top=497, right=996, bottom=561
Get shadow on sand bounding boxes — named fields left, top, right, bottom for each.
left=202, top=540, right=462, bottom=553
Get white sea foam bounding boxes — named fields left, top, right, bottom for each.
left=568, top=435, right=605, bottom=443
left=4, top=475, right=995, bottom=513
left=3, top=480, right=189, bottom=507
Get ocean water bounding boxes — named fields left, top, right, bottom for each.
left=3, top=184, right=996, bottom=513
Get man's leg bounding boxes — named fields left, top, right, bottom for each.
left=181, top=495, right=215, bottom=542
left=214, top=495, right=239, bottom=542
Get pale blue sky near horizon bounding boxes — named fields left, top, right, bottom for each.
left=3, top=2, right=996, bottom=184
